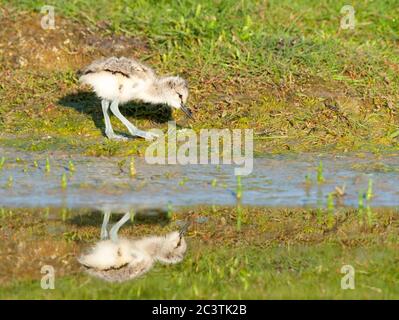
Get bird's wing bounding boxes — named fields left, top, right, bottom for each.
left=81, top=57, right=155, bottom=79
left=84, top=252, right=153, bottom=283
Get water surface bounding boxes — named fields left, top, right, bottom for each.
left=0, top=148, right=398, bottom=209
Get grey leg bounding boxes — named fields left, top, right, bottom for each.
left=109, top=212, right=131, bottom=242
left=101, top=99, right=127, bottom=141
left=109, top=100, right=158, bottom=141
left=100, top=210, right=111, bottom=240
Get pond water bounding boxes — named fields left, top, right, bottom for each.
left=0, top=147, right=398, bottom=210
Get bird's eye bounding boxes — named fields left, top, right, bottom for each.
left=177, top=93, right=183, bottom=100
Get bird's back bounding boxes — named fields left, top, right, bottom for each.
left=80, top=56, right=155, bottom=80
left=79, top=57, right=155, bottom=102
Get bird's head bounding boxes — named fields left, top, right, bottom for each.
left=155, top=231, right=187, bottom=264
left=159, top=76, right=193, bottom=119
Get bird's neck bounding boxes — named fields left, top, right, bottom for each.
left=138, top=78, right=167, bottom=105
left=136, top=236, right=163, bottom=257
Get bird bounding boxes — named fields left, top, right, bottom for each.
left=79, top=56, right=193, bottom=141
left=79, top=229, right=188, bottom=282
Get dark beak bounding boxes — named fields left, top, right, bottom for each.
left=181, top=104, right=194, bottom=120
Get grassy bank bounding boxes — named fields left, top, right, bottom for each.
left=0, top=1, right=398, bottom=155
left=1, top=206, right=398, bottom=299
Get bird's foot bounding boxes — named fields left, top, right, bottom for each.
left=143, top=131, right=159, bottom=141
left=106, top=133, right=128, bottom=141
left=131, top=129, right=159, bottom=141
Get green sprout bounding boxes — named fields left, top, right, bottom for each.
left=33, top=160, right=38, bottom=168
left=0, top=157, right=5, bottom=171
left=179, top=177, right=188, bottom=186
left=327, top=193, right=334, bottom=214
left=7, top=175, right=13, bottom=188
left=366, top=178, right=373, bottom=201
left=211, top=178, right=217, bottom=187
left=68, top=160, right=75, bottom=173
left=130, top=209, right=135, bottom=223
left=236, top=175, right=242, bottom=200
left=43, top=207, right=50, bottom=219
left=45, top=157, right=51, bottom=173
left=317, top=160, right=324, bottom=183
left=61, top=173, right=67, bottom=189
left=61, top=208, right=68, bottom=221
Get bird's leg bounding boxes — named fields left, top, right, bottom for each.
left=101, top=99, right=127, bottom=141
left=100, top=209, right=111, bottom=240
left=109, top=100, right=159, bottom=141
left=109, top=212, right=131, bottom=242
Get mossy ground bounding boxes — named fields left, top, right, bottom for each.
left=0, top=1, right=398, bottom=156
left=0, top=206, right=398, bottom=299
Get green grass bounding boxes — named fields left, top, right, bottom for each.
left=3, top=245, right=398, bottom=299
left=0, top=0, right=398, bottom=155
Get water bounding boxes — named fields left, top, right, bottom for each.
left=0, top=147, right=398, bottom=209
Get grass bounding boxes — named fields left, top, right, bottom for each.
left=0, top=206, right=398, bottom=299
left=0, top=0, right=398, bottom=155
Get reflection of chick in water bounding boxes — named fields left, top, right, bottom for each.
left=79, top=231, right=187, bottom=282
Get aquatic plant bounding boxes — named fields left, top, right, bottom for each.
left=317, top=160, right=324, bottom=183
left=7, top=175, right=13, bottom=188
left=366, top=178, right=373, bottom=201
left=33, top=160, right=38, bottom=168
left=61, top=208, right=68, bottom=221
left=68, top=160, right=75, bottom=173
left=236, top=175, right=242, bottom=200
left=236, top=175, right=243, bottom=230
left=61, top=173, right=68, bottom=189
left=130, top=209, right=135, bottom=223
left=0, top=157, right=5, bottom=171
left=211, top=178, right=217, bottom=187
left=179, top=177, right=189, bottom=186
left=327, top=193, right=334, bottom=214
left=45, top=157, right=51, bottom=173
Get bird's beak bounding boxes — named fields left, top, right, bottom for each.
left=179, top=221, right=191, bottom=239
left=180, top=104, right=193, bottom=120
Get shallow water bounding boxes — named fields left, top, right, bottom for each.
left=0, top=147, right=398, bottom=209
